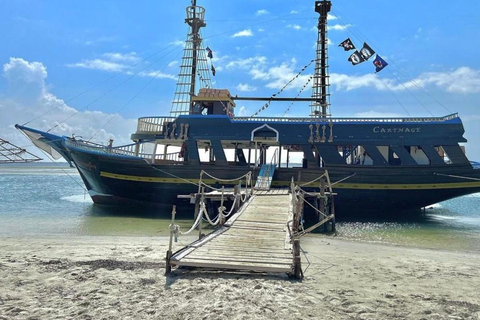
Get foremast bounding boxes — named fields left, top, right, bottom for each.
left=311, top=0, right=332, bottom=118
left=170, top=1, right=212, bottom=116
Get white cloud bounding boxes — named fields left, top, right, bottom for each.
left=67, top=52, right=176, bottom=80
left=168, top=60, right=179, bottom=68
left=329, top=24, right=351, bottom=31
left=330, top=67, right=480, bottom=94
left=226, top=56, right=267, bottom=70
left=1, top=58, right=137, bottom=159
left=138, top=70, right=177, bottom=80
left=236, top=106, right=250, bottom=116
left=330, top=73, right=388, bottom=91
left=402, top=67, right=480, bottom=93
left=236, top=83, right=257, bottom=92
left=415, top=27, right=423, bottom=39
left=256, top=9, right=268, bottom=16
left=290, top=10, right=298, bottom=14
left=84, top=36, right=117, bottom=46
left=287, top=24, right=302, bottom=30
left=102, top=52, right=139, bottom=63
left=3, top=57, right=48, bottom=100
left=68, top=59, right=127, bottom=72
left=327, top=14, right=338, bottom=20
left=232, top=29, right=253, bottom=38
left=170, top=40, right=185, bottom=47
left=250, top=58, right=312, bottom=90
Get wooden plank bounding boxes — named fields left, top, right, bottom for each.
left=172, top=260, right=292, bottom=273
left=176, top=255, right=292, bottom=266
left=185, top=254, right=292, bottom=265
left=186, top=250, right=293, bottom=263
left=194, top=244, right=291, bottom=254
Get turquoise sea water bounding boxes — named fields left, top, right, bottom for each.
left=1, top=163, right=480, bottom=253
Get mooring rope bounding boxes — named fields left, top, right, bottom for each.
left=330, top=173, right=357, bottom=186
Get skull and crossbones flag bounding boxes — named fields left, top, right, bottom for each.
left=338, top=38, right=355, bottom=51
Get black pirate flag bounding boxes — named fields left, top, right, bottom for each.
left=360, top=42, right=375, bottom=60
left=348, top=50, right=365, bottom=65
left=338, top=38, right=355, bottom=51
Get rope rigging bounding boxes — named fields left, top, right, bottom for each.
left=23, top=42, right=185, bottom=128
left=251, top=59, right=317, bottom=117
left=45, top=44, right=183, bottom=134
left=282, top=76, right=313, bottom=116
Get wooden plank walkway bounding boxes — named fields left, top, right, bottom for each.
left=169, top=193, right=293, bottom=274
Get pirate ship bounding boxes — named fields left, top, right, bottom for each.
left=17, top=1, right=480, bottom=217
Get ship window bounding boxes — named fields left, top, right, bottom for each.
left=283, top=145, right=303, bottom=168
left=197, top=140, right=215, bottom=164
left=411, top=146, right=429, bottom=165
left=436, top=146, right=450, bottom=164
left=338, top=145, right=360, bottom=165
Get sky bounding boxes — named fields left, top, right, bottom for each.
left=1, top=0, right=480, bottom=160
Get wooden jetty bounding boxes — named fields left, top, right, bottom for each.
left=169, top=192, right=294, bottom=274
left=166, top=171, right=335, bottom=279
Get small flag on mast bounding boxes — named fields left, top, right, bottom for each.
left=211, top=65, right=216, bottom=76
left=206, top=47, right=213, bottom=59
left=373, top=55, right=388, bottom=73
left=338, top=38, right=355, bottom=51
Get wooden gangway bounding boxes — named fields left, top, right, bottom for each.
left=168, top=192, right=294, bottom=275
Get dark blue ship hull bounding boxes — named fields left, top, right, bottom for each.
left=67, top=144, right=480, bottom=217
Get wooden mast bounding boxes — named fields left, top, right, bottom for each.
left=312, top=0, right=332, bottom=118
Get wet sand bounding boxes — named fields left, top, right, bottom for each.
left=0, top=235, right=479, bottom=320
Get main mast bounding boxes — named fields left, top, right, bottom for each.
left=311, top=0, right=331, bottom=118
left=170, top=1, right=211, bottom=116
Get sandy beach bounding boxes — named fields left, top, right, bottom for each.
left=0, top=234, right=479, bottom=320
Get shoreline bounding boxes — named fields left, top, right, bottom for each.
left=1, top=235, right=479, bottom=319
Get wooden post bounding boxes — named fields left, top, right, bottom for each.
left=234, top=184, right=240, bottom=211
left=219, top=186, right=225, bottom=225
left=319, top=178, right=326, bottom=232
left=165, top=205, right=176, bottom=275
left=198, top=187, right=204, bottom=239
left=292, top=193, right=304, bottom=279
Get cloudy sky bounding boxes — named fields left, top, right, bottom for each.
left=1, top=0, right=480, bottom=160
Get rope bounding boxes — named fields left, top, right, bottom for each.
left=301, top=194, right=328, bottom=219
left=88, top=49, right=184, bottom=142
left=331, top=173, right=357, bottom=186
left=282, top=76, right=313, bottom=116
left=23, top=43, right=183, bottom=127
left=434, top=172, right=480, bottom=182
left=200, top=170, right=251, bottom=183
left=174, top=206, right=204, bottom=236
left=150, top=165, right=200, bottom=187
left=299, top=173, right=327, bottom=187
left=16, top=130, right=87, bottom=191
left=47, top=45, right=182, bottom=133
left=251, top=59, right=317, bottom=117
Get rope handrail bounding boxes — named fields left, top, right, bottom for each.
left=299, top=172, right=327, bottom=187
left=200, top=170, right=252, bottom=183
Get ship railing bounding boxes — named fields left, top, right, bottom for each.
left=66, top=139, right=136, bottom=156
left=232, top=113, right=458, bottom=123
left=65, top=138, right=185, bottom=162
left=154, top=152, right=181, bottom=162
left=136, top=116, right=176, bottom=134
